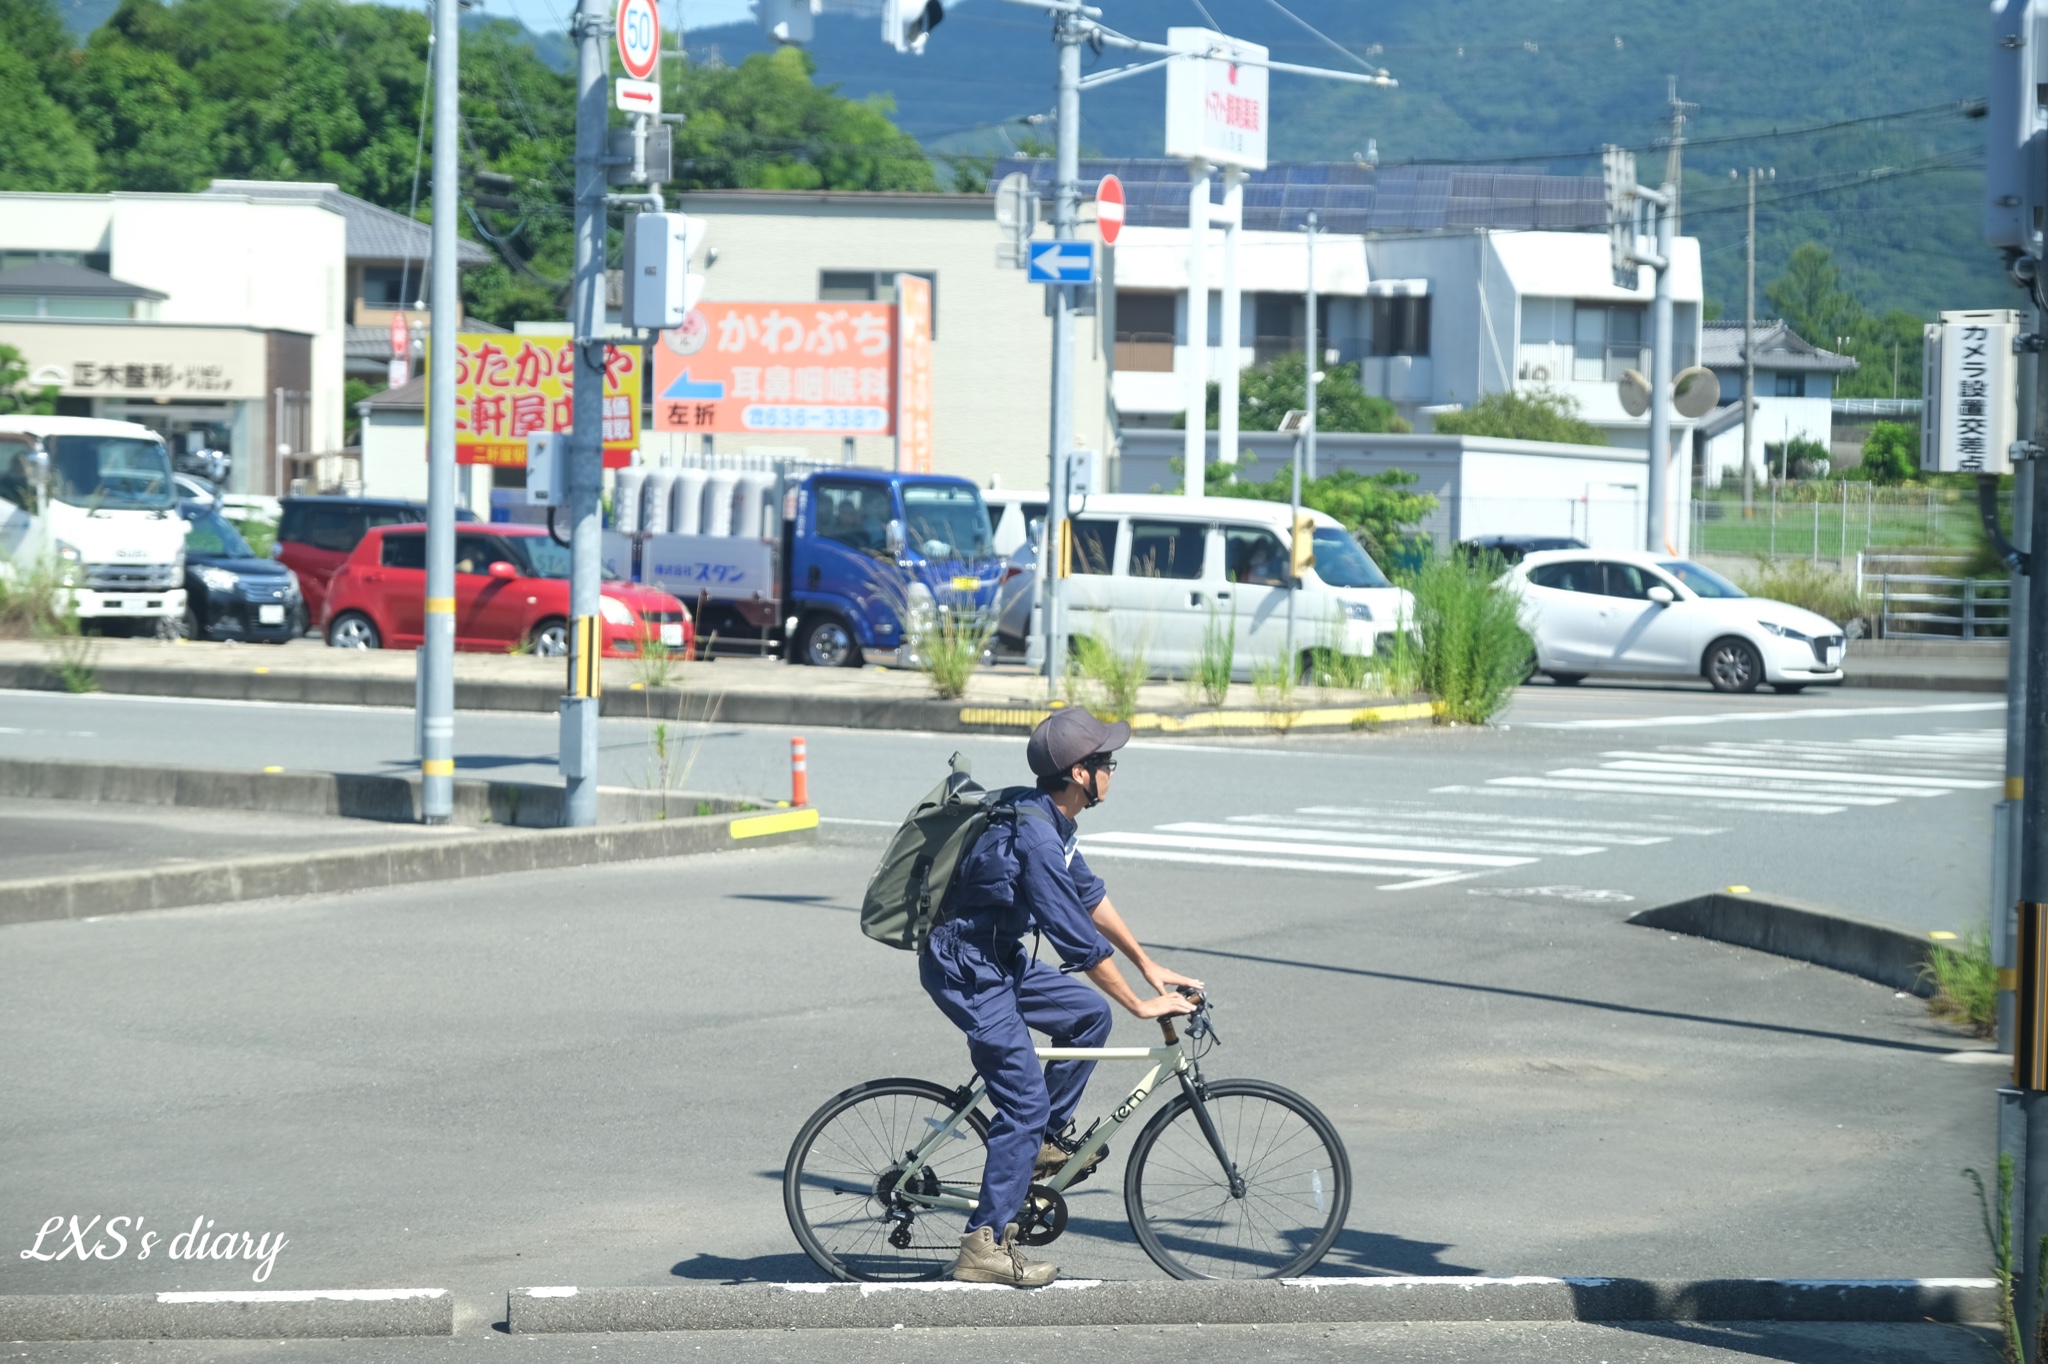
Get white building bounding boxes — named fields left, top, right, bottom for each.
left=1694, top=320, right=1858, bottom=483
left=0, top=181, right=490, bottom=497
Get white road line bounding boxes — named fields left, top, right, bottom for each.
left=1541, top=767, right=1926, bottom=799
left=1518, top=701, right=2004, bottom=730
left=1225, top=813, right=1676, bottom=847
left=1587, top=759, right=1990, bottom=792
left=1084, top=831, right=1538, bottom=868
left=1158, top=820, right=1611, bottom=857
left=1430, top=784, right=1849, bottom=814
left=1478, top=775, right=1878, bottom=807
left=1076, top=845, right=1477, bottom=888
left=1293, top=804, right=1727, bottom=836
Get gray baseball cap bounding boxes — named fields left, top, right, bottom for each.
left=1026, top=707, right=1131, bottom=778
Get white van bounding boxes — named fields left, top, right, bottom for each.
left=0, top=416, right=188, bottom=630
left=1055, top=493, right=1410, bottom=678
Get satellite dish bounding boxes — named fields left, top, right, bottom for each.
left=1617, top=368, right=1650, bottom=418
left=1672, top=365, right=1720, bottom=419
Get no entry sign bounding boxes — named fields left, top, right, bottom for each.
left=616, top=0, right=659, bottom=82
left=1096, top=174, right=1125, bottom=246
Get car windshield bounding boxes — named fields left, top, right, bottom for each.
left=1657, top=560, right=1746, bottom=599
left=504, top=535, right=617, bottom=581
left=1311, top=527, right=1392, bottom=588
left=46, top=435, right=176, bottom=510
left=183, top=508, right=253, bottom=558
left=901, top=483, right=992, bottom=561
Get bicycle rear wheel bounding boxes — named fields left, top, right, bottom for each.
left=783, top=1077, right=990, bottom=1282
left=1124, top=1077, right=1351, bottom=1279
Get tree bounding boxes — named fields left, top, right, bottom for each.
left=1857, top=422, right=1916, bottom=484
left=0, top=346, right=60, bottom=416
left=0, top=29, right=101, bottom=192
left=1768, top=244, right=1862, bottom=352
left=1432, top=388, right=1606, bottom=445
left=1189, top=352, right=1408, bottom=434
left=669, top=48, right=934, bottom=193
left=1193, top=457, right=1436, bottom=562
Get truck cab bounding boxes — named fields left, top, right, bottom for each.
left=0, top=416, right=188, bottom=632
left=785, top=470, right=1001, bottom=667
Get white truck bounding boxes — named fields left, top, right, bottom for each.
left=0, top=415, right=188, bottom=631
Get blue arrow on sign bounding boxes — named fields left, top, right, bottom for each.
left=659, top=369, right=725, bottom=400
left=1027, top=240, right=1095, bottom=284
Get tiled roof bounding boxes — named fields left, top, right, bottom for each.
left=345, top=318, right=506, bottom=361
left=1701, top=319, right=1858, bottom=373
left=0, top=261, right=166, bottom=300
left=204, top=180, right=493, bottom=267
left=992, top=159, right=1608, bottom=234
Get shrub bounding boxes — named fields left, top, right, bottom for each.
left=1405, top=552, right=1530, bottom=725
left=914, top=603, right=994, bottom=701
left=1922, top=923, right=1996, bottom=1038
left=1738, top=559, right=1866, bottom=632
left=1072, top=633, right=1148, bottom=721
left=1858, top=422, right=1917, bottom=484
left=1193, top=603, right=1234, bottom=707
left=1432, top=388, right=1606, bottom=445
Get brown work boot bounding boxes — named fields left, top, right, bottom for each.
left=950, top=1223, right=1057, bottom=1287
left=1034, top=1133, right=1108, bottom=1184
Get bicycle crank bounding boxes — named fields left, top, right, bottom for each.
left=1014, top=1184, right=1068, bottom=1246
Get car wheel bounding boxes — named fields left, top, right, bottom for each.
left=531, top=618, right=570, bottom=658
left=178, top=607, right=201, bottom=641
left=1703, top=637, right=1764, bottom=693
left=328, top=611, right=381, bottom=649
left=796, top=614, right=861, bottom=668
left=1546, top=671, right=1586, bottom=686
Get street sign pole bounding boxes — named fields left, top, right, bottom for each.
left=419, top=0, right=459, bottom=825
left=560, top=0, right=614, bottom=828
left=1043, top=9, right=1081, bottom=696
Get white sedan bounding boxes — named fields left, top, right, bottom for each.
left=1507, top=550, right=1846, bottom=694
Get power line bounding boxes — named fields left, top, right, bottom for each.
left=1247, top=0, right=1382, bottom=75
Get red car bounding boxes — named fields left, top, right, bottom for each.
left=322, top=524, right=692, bottom=658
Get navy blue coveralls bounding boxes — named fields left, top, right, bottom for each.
left=921, top=788, right=1115, bottom=1237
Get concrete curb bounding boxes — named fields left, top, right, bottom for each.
left=0, top=806, right=819, bottom=928
left=1628, top=891, right=1937, bottom=995
left=0, top=1288, right=452, bottom=1340
left=504, top=1278, right=1998, bottom=1332
left=1840, top=670, right=2003, bottom=693
left=0, top=755, right=755, bottom=828
left=0, top=662, right=1436, bottom=735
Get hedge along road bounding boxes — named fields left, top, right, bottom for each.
left=0, top=833, right=1996, bottom=1327
left=0, top=685, right=2004, bottom=933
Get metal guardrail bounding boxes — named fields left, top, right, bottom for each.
left=1873, top=573, right=2012, bottom=640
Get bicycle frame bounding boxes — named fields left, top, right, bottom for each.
left=889, top=1029, right=1215, bottom=1215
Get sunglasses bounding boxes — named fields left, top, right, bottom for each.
left=1082, top=756, right=1118, bottom=773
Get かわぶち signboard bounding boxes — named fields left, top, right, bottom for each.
left=651, top=303, right=897, bottom=436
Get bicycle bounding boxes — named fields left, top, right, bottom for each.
left=783, top=989, right=1351, bottom=1282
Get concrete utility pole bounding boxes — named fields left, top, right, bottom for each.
left=1216, top=165, right=1245, bottom=477
left=1741, top=168, right=1758, bottom=516
left=1646, top=188, right=1675, bottom=553
left=419, top=0, right=460, bottom=824
left=1664, top=76, right=1696, bottom=235
left=562, top=0, right=610, bottom=826
left=1183, top=161, right=1210, bottom=501
left=1042, top=8, right=1082, bottom=691
left=1304, top=210, right=1319, bottom=482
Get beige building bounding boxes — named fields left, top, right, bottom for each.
left=673, top=189, right=1110, bottom=492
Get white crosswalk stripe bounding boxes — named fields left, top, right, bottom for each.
left=1079, top=805, right=1723, bottom=891
left=1433, top=727, right=2003, bottom=816
left=1079, top=728, right=2001, bottom=891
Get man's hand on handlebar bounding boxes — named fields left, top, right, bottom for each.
left=1130, top=993, right=1198, bottom=1020
left=1142, top=962, right=1205, bottom=997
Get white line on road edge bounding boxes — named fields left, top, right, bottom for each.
left=156, top=1289, right=447, bottom=1303
left=1430, top=784, right=1853, bottom=815
left=1077, top=845, right=1480, bottom=888
left=1520, top=701, right=2004, bottom=730
left=1087, top=831, right=1537, bottom=867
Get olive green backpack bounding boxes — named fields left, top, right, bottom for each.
left=860, top=753, right=1044, bottom=951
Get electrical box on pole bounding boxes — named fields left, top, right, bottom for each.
left=624, top=212, right=706, bottom=331
left=1989, top=0, right=2048, bottom=254
left=525, top=431, right=565, bottom=506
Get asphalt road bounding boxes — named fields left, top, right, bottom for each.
left=0, top=681, right=2006, bottom=932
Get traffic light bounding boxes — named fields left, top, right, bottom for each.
left=1290, top=514, right=1315, bottom=580
left=1987, top=0, right=2048, bottom=253
left=1602, top=145, right=1638, bottom=289
left=884, top=0, right=944, bottom=53
left=624, top=213, right=708, bottom=331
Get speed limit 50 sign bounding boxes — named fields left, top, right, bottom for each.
left=616, top=0, right=659, bottom=81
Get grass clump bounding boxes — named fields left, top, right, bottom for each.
left=1405, top=551, right=1530, bottom=725
left=1966, top=1156, right=2023, bottom=1363
left=1193, top=604, right=1235, bottom=707
left=913, top=603, right=995, bottom=701
left=1921, top=923, right=1996, bottom=1037
left=1072, top=632, right=1148, bottom=722
left=1739, top=559, right=1866, bottom=633
left=1, top=561, right=99, bottom=691
left=631, top=628, right=681, bottom=690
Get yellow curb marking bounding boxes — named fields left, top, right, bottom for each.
left=731, top=807, right=820, bottom=839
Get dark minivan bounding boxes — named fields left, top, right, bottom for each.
left=276, top=496, right=477, bottom=626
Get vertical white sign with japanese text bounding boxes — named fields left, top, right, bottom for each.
left=1163, top=27, right=1269, bottom=170
left=1924, top=309, right=2018, bottom=474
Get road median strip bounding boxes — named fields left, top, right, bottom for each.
left=1630, top=889, right=1938, bottom=995
left=0, top=1288, right=451, bottom=1340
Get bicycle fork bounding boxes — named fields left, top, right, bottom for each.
left=1177, top=1069, right=1248, bottom=1199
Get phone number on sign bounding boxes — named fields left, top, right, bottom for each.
left=741, top=405, right=890, bottom=432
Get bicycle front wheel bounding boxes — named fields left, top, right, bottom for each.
left=1124, top=1077, right=1351, bottom=1279
left=783, top=1077, right=990, bottom=1282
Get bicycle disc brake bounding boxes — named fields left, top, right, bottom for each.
left=1014, top=1184, right=1068, bottom=1246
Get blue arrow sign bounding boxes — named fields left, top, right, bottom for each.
left=659, top=369, right=725, bottom=400
left=1027, top=240, right=1095, bottom=284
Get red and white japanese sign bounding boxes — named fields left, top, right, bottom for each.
left=431, top=334, right=640, bottom=468
left=894, top=274, right=933, bottom=473
left=650, top=303, right=897, bottom=436
left=1095, top=174, right=1125, bottom=246
left=1163, top=28, right=1269, bottom=171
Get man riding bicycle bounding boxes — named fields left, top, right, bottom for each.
left=921, top=708, right=1201, bottom=1287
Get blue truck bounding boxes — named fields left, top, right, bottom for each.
left=602, top=465, right=1007, bottom=666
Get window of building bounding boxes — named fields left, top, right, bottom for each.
left=1573, top=304, right=1646, bottom=382
left=1366, top=296, right=1430, bottom=357
left=361, top=266, right=417, bottom=308
left=1773, top=372, right=1805, bottom=398
left=818, top=270, right=938, bottom=337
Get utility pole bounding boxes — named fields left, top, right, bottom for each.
left=1042, top=9, right=1082, bottom=693
left=1647, top=190, right=1675, bottom=553
left=1183, top=160, right=1210, bottom=501
left=1740, top=167, right=1761, bottom=516
left=562, top=0, right=609, bottom=826
left=419, top=0, right=459, bottom=825
left=1665, top=76, right=1697, bottom=234
left=1304, top=210, right=1320, bottom=483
